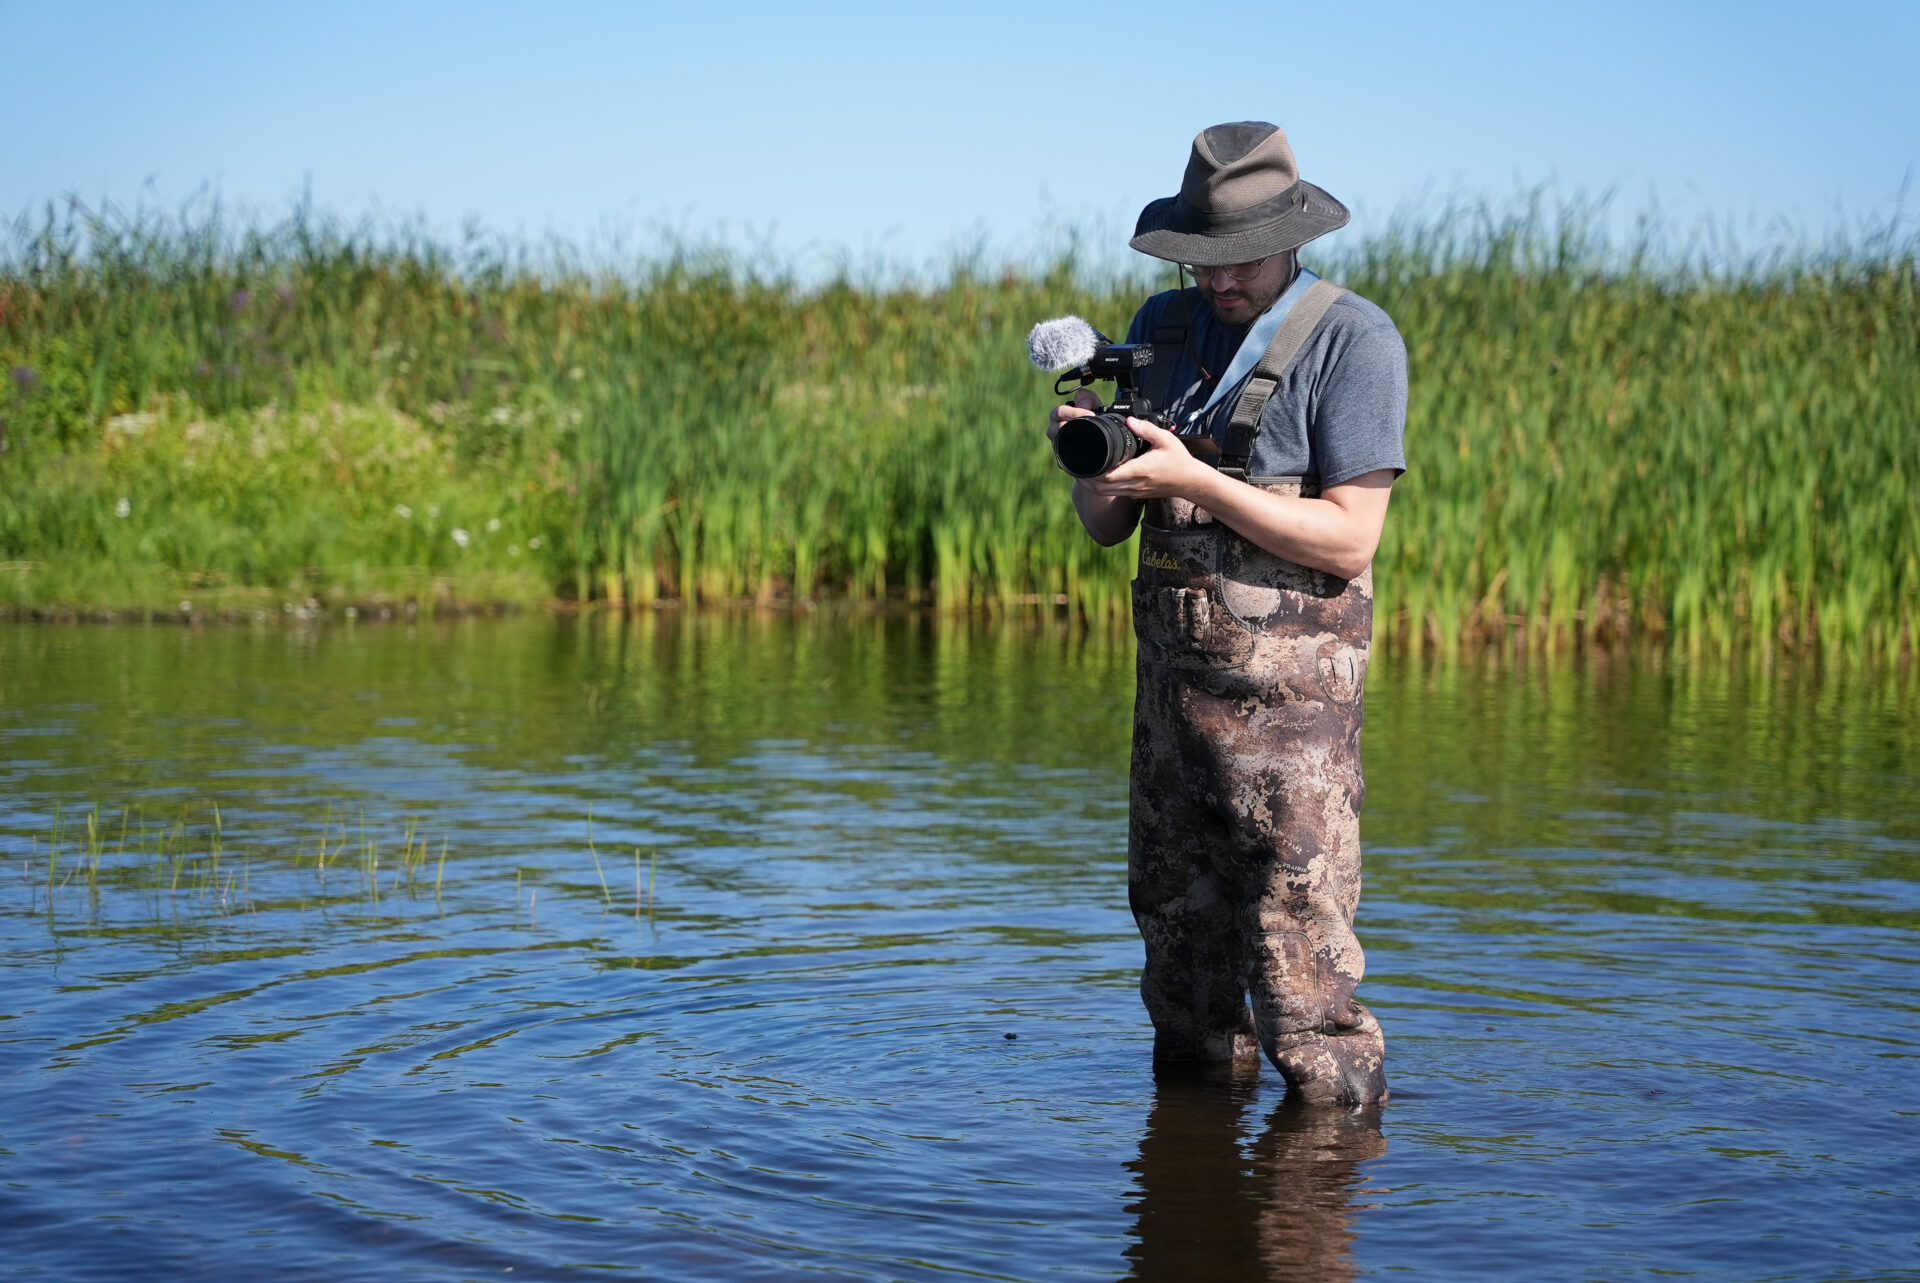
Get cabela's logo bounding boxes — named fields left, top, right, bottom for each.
left=1140, top=550, right=1184, bottom=572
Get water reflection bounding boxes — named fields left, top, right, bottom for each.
left=1126, top=1070, right=1385, bottom=1282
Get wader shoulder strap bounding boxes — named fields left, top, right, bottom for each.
left=1138, top=287, right=1201, bottom=414
left=1220, top=279, right=1349, bottom=472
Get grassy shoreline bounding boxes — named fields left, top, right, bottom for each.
left=4, top=203, right=1915, bottom=658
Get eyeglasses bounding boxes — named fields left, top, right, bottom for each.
left=1182, top=257, right=1270, bottom=283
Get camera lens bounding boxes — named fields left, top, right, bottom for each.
left=1054, top=413, right=1142, bottom=479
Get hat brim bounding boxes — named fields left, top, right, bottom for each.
left=1129, top=179, right=1350, bottom=265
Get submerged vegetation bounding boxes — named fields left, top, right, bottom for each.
left=2, top=200, right=1914, bottom=658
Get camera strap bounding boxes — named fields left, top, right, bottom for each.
left=1214, top=273, right=1349, bottom=476
left=1189, top=269, right=1321, bottom=423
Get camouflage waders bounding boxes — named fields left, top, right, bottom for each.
left=1128, top=482, right=1387, bottom=1105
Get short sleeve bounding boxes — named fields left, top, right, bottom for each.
left=1308, top=319, right=1408, bottom=488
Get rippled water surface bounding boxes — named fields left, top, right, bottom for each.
left=2, top=617, right=1916, bottom=1280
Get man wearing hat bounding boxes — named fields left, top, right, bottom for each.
left=1050, top=122, right=1405, bottom=1105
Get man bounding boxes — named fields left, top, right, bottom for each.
left=1050, top=122, right=1406, bottom=1105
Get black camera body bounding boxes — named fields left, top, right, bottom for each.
left=1052, top=343, right=1172, bottom=479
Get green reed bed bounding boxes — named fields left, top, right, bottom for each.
left=2, top=202, right=1913, bottom=656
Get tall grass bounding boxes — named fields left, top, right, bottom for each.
left=1358, top=203, right=1919, bottom=662
left=2, top=199, right=1913, bottom=656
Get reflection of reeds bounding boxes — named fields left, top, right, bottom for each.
left=2, top=202, right=1913, bottom=656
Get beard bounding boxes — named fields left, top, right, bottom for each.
left=1198, top=253, right=1298, bottom=326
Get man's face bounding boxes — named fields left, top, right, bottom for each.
left=1191, top=249, right=1297, bottom=326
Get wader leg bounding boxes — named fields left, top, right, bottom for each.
left=1127, top=852, right=1262, bottom=1067
left=1128, top=707, right=1260, bottom=1068
left=1240, top=747, right=1387, bottom=1106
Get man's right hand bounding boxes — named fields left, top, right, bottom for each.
left=1046, top=387, right=1104, bottom=443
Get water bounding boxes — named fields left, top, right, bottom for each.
left=1, top=616, right=1915, bottom=1281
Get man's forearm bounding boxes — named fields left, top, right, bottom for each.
left=1072, top=482, right=1142, bottom=546
left=1179, top=469, right=1393, bottom=580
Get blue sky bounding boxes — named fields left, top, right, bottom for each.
left=3, top=0, right=1915, bottom=274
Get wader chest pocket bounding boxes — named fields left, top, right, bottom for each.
left=1133, top=580, right=1254, bottom=669
left=1134, top=523, right=1254, bottom=669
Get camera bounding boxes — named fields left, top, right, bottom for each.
left=1027, top=317, right=1216, bottom=479
left=1051, top=343, right=1175, bottom=479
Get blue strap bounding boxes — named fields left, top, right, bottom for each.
left=1179, top=268, right=1321, bottom=430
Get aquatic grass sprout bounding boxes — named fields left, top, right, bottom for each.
left=6, top=801, right=597, bottom=922
left=0, top=198, right=1914, bottom=657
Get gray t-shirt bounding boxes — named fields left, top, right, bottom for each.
left=1124, top=281, right=1408, bottom=486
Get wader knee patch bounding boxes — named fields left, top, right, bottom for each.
left=1246, top=927, right=1325, bottom=1035
left=1315, top=640, right=1365, bottom=704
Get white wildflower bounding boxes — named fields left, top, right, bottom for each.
left=526, top=536, right=542, bottom=550
left=115, top=497, right=131, bottom=519
left=489, top=406, right=513, bottom=425
left=395, top=504, right=413, bottom=520
left=451, top=528, right=470, bottom=548
left=508, top=544, right=521, bottom=557
left=428, top=505, right=441, bottom=519
left=486, top=517, right=501, bottom=532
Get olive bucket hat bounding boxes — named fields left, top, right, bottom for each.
left=1129, top=121, right=1350, bottom=266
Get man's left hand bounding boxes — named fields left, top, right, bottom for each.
left=1084, top=418, right=1214, bottom=500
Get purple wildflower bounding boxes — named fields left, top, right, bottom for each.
left=9, top=366, right=37, bottom=394
left=229, top=288, right=253, bottom=314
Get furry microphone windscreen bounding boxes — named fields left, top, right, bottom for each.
left=1026, top=316, right=1104, bottom=372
